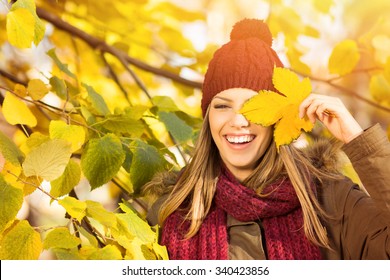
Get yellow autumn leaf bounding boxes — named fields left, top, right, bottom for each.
left=328, top=39, right=361, bottom=76
left=14, top=84, right=27, bottom=98
left=58, top=196, right=87, bottom=223
left=49, top=120, right=86, bottom=152
left=287, top=46, right=311, bottom=76
left=0, top=220, right=42, bottom=260
left=6, top=8, right=35, bottom=48
left=371, top=34, right=390, bottom=64
left=2, top=91, right=37, bottom=127
left=11, top=0, right=46, bottom=46
left=27, top=79, right=49, bottom=100
left=43, top=227, right=81, bottom=249
left=240, top=68, right=313, bottom=150
left=369, top=74, right=390, bottom=106
left=22, top=139, right=72, bottom=181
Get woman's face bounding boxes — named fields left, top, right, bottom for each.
left=209, top=88, right=273, bottom=181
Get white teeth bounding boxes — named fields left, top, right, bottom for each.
left=226, top=135, right=254, bottom=144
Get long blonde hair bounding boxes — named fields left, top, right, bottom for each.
left=158, top=108, right=340, bottom=248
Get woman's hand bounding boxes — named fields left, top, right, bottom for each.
left=299, top=94, right=363, bottom=143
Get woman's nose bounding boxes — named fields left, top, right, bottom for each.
left=230, top=112, right=250, bottom=128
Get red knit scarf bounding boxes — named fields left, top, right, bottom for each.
left=161, top=168, right=322, bottom=260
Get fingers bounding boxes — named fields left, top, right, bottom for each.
left=299, top=94, right=342, bottom=122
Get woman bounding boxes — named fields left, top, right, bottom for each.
left=144, top=19, right=390, bottom=259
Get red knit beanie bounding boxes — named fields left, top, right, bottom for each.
left=201, top=19, right=284, bottom=117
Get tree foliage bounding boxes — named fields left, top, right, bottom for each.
left=0, top=0, right=389, bottom=259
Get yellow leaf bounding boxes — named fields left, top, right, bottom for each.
left=328, top=40, right=361, bottom=76
left=272, top=67, right=312, bottom=101
left=274, top=104, right=313, bottom=148
left=0, top=220, right=42, bottom=259
left=49, top=120, right=86, bottom=153
left=86, top=200, right=116, bottom=228
left=287, top=47, right=311, bottom=76
left=43, top=227, right=81, bottom=249
left=2, top=92, right=37, bottom=127
left=11, top=0, right=46, bottom=46
left=87, top=244, right=122, bottom=260
left=371, top=34, right=390, bottom=64
left=20, top=132, right=50, bottom=155
left=22, top=139, right=72, bottom=181
left=13, top=84, right=27, bottom=98
left=6, top=8, right=35, bottom=48
left=240, top=68, right=313, bottom=150
left=50, top=160, right=81, bottom=198
left=58, top=196, right=86, bottom=223
left=369, top=74, right=390, bottom=106
left=312, top=0, right=333, bottom=13
left=240, top=90, right=287, bottom=127
left=27, top=79, right=49, bottom=100
left=0, top=174, right=24, bottom=233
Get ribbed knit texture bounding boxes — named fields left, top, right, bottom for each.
left=161, top=168, right=322, bottom=260
left=201, top=19, right=284, bottom=117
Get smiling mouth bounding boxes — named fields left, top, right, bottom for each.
left=225, top=135, right=255, bottom=144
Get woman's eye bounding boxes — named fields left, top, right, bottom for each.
left=214, top=104, right=230, bottom=109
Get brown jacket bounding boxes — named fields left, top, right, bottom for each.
left=147, top=124, right=390, bottom=259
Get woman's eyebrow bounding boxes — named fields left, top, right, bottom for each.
left=213, top=96, right=232, bottom=102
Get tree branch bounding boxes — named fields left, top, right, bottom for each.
left=293, top=69, right=390, bottom=113
left=36, top=7, right=203, bottom=89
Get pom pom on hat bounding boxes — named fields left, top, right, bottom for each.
left=201, top=19, right=283, bottom=117
left=230, top=19, right=273, bottom=46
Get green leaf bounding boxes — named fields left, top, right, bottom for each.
left=2, top=91, right=37, bottom=127
left=158, top=111, right=193, bottom=143
left=102, top=115, right=144, bottom=137
left=0, top=175, right=24, bottom=233
left=50, top=159, right=81, bottom=198
left=49, top=120, right=86, bottom=152
left=83, top=83, right=110, bottom=115
left=43, top=227, right=81, bottom=249
left=130, top=140, right=166, bottom=193
left=117, top=203, right=156, bottom=243
left=151, top=95, right=179, bottom=112
left=87, top=245, right=122, bottom=260
left=49, top=76, right=68, bottom=100
left=0, top=130, right=25, bottom=166
left=6, top=8, right=35, bottom=48
left=0, top=220, right=42, bottom=260
left=22, top=139, right=72, bottom=181
left=123, top=105, right=149, bottom=119
left=46, top=49, right=76, bottom=79
left=58, top=196, right=86, bottom=223
left=52, top=248, right=84, bottom=260
left=81, top=134, right=125, bottom=189
left=85, top=200, right=116, bottom=228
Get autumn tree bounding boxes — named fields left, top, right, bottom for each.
left=0, top=0, right=389, bottom=260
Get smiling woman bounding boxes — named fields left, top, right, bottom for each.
left=142, top=18, right=390, bottom=260
left=209, top=88, right=273, bottom=181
